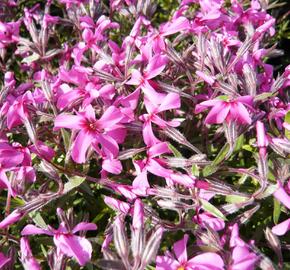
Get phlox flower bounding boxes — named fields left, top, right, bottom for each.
left=22, top=215, right=97, bottom=266
left=140, top=92, right=181, bottom=146
left=156, top=234, right=224, bottom=270
left=195, top=96, right=253, bottom=125
left=54, top=105, right=125, bottom=166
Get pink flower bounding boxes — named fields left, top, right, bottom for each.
left=0, top=21, right=20, bottom=48
left=229, top=224, right=258, bottom=270
left=126, top=54, right=168, bottom=100
left=195, top=96, right=253, bottom=125
left=156, top=234, right=224, bottom=270
left=54, top=105, right=124, bottom=164
left=132, top=142, right=173, bottom=195
left=21, top=216, right=97, bottom=266
left=140, top=93, right=181, bottom=146
left=0, top=142, right=24, bottom=196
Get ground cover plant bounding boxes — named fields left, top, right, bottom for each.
left=0, top=0, right=289, bottom=269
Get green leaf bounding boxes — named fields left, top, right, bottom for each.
left=191, top=164, right=200, bottom=177
left=200, top=199, right=227, bottom=220
left=254, top=92, right=274, bottom=102
left=202, top=143, right=230, bottom=176
left=273, top=198, right=281, bottom=225
left=29, top=211, right=47, bottom=229
left=212, top=143, right=230, bottom=166
left=233, top=135, right=244, bottom=152
left=202, top=164, right=218, bottom=177
left=225, top=195, right=248, bottom=204
left=168, top=143, right=183, bottom=157
left=64, top=175, right=86, bottom=193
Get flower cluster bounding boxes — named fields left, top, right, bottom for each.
left=0, top=0, right=289, bottom=269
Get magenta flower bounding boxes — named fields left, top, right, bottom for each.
left=229, top=224, right=258, bottom=270
left=54, top=105, right=124, bottom=164
left=140, top=92, right=181, bottom=146
left=156, top=234, right=224, bottom=270
left=22, top=218, right=97, bottom=266
left=0, top=141, right=24, bottom=196
left=132, top=142, right=173, bottom=194
left=151, top=16, right=189, bottom=53
left=195, top=96, right=253, bottom=125
left=126, top=53, right=168, bottom=100
left=0, top=21, right=20, bottom=48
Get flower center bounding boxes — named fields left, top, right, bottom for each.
left=177, top=266, right=185, bottom=270
left=87, top=121, right=100, bottom=132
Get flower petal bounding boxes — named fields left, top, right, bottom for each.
left=173, top=234, right=188, bottom=263
left=71, top=130, right=93, bottom=163
left=54, top=234, right=92, bottom=266
left=21, top=224, right=52, bottom=236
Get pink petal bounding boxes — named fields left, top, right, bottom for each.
left=72, top=222, right=97, bottom=234
left=188, top=252, right=224, bottom=270
left=132, top=170, right=150, bottom=196
left=233, top=103, right=251, bottom=124
left=272, top=218, right=290, bottom=236
left=236, top=95, right=253, bottom=107
left=145, top=54, right=168, bottom=80
left=161, top=17, right=189, bottom=36
left=102, top=158, right=122, bottom=174
left=126, top=70, right=142, bottom=85
left=147, top=158, right=172, bottom=178
left=205, top=103, right=230, bottom=124
left=54, top=114, right=83, bottom=130
left=97, top=134, right=119, bottom=157
left=98, top=106, right=123, bottom=129
left=0, top=210, right=23, bottom=229
left=142, top=121, right=160, bottom=147
left=196, top=71, right=215, bottom=85
left=148, top=142, right=170, bottom=158
left=173, top=234, right=188, bottom=263
left=21, top=224, right=52, bottom=236
left=103, top=196, right=130, bottom=214
left=231, top=246, right=258, bottom=270
left=71, top=130, right=93, bottom=163
left=158, top=93, right=181, bottom=112
left=57, top=89, right=81, bottom=110
left=156, top=256, right=180, bottom=270
left=256, top=121, right=268, bottom=147
left=54, top=234, right=92, bottom=266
